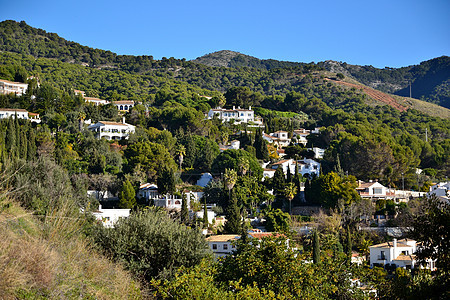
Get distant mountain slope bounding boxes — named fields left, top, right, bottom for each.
left=318, top=57, right=450, bottom=108
left=193, top=50, right=307, bottom=70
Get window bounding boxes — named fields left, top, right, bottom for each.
left=212, top=244, right=217, bottom=250
left=223, top=244, right=228, bottom=250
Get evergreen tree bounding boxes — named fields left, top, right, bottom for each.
left=313, top=230, right=320, bottom=264
left=5, top=117, right=16, bottom=160
left=157, top=166, right=176, bottom=195
left=272, top=167, right=286, bottom=196
left=27, top=129, right=37, bottom=160
left=346, top=226, right=352, bottom=265
left=183, top=134, right=197, bottom=168
left=203, top=197, right=208, bottom=227
left=119, top=179, right=136, bottom=209
left=19, top=128, right=27, bottom=159
left=254, top=129, right=269, bottom=161
left=181, top=192, right=189, bottom=224
left=224, top=189, right=241, bottom=234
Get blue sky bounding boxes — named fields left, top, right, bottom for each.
left=1, top=0, right=449, bottom=68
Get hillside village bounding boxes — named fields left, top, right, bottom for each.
left=0, top=20, right=449, bottom=299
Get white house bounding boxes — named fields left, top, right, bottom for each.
left=85, top=97, right=111, bottom=106
left=207, top=106, right=259, bottom=124
left=0, top=79, right=28, bottom=96
left=113, top=100, right=134, bottom=112
left=369, top=238, right=436, bottom=270
left=271, top=158, right=320, bottom=178
left=297, top=158, right=320, bottom=178
left=206, top=234, right=240, bottom=258
left=91, top=205, right=130, bottom=228
left=0, top=108, right=41, bottom=123
left=427, top=182, right=450, bottom=200
left=271, top=159, right=295, bottom=175
left=138, top=183, right=201, bottom=210
left=263, top=168, right=276, bottom=180
left=356, top=181, right=394, bottom=199
left=308, top=147, right=325, bottom=159
left=88, top=119, right=135, bottom=140
left=263, top=131, right=291, bottom=147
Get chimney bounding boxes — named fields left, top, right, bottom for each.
left=122, top=116, right=125, bottom=124
left=249, top=106, right=251, bottom=110
left=393, top=238, right=397, bottom=248
left=233, top=105, right=235, bottom=110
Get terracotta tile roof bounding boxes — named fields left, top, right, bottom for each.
left=0, top=79, right=27, bottom=85
left=248, top=232, right=284, bottom=239
left=272, top=159, right=293, bottom=165
left=113, top=100, right=134, bottom=105
left=370, top=241, right=411, bottom=248
left=98, top=121, right=130, bottom=126
left=0, top=108, right=28, bottom=112
left=394, top=254, right=416, bottom=261
left=206, top=234, right=240, bottom=242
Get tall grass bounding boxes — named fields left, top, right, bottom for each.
left=0, top=158, right=144, bottom=299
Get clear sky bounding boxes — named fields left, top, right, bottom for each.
left=1, top=0, right=449, bottom=68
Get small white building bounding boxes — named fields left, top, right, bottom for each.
left=206, top=234, right=240, bottom=258
left=369, top=238, right=436, bottom=270
left=356, top=181, right=394, bottom=199
left=113, top=100, right=134, bottom=112
left=271, top=158, right=320, bottom=178
left=263, top=131, right=291, bottom=148
left=0, top=79, right=28, bottom=96
left=271, top=159, right=295, bottom=175
left=0, top=108, right=41, bottom=123
left=308, top=147, right=325, bottom=159
left=88, top=119, right=135, bottom=140
left=91, top=205, right=130, bottom=228
left=85, top=97, right=111, bottom=106
left=427, top=182, right=450, bottom=200
left=263, top=168, right=276, bottom=180
left=207, top=106, right=258, bottom=124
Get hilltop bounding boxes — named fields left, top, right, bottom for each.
left=0, top=20, right=449, bottom=117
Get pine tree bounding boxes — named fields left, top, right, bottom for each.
left=313, top=230, right=320, bottom=264
left=181, top=192, right=189, bottom=224
left=119, top=179, right=136, bottom=209
left=224, top=189, right=241, bottom=234
left=157, top=166, right=176, bottom=195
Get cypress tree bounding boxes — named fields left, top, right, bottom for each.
left=272, top=167, right=286, bottom=196
left=313, top=230, right=320, bottom=264
left=5, top=117, right=16, bottom=160
left=224, top=189, right=241, bottom=234
left=346, top=226, right=352, bottom=265
left=27, top=129, right=37, bottom=160
left=19, top=129, right=27, bottom=159
left=181, top=192, right=189, bottom=224
left=254, top=129, right=269, bottom=161
left=203, top=197, right=208, bottom=227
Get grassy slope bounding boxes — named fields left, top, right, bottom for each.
left=0, top=195, right=143, bottom=299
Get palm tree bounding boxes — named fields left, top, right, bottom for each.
left=284, top=182, right=297, bottom=215
left=238, top=157, right=250, bottom=176
left=175, top=144, right=186, bottom=172
left=224, top=168, right=237, bottom=200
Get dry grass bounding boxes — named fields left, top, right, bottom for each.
left=0, top=196, right=144, bottom=299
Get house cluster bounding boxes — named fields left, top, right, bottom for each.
left=0, top=79, right=28, bottom=96
left=0, top=108, right=41, bottom=123
left=262, top=128, right=322, bottom=151
left=74, top=89, right=135, bottom=112
left=263, top=158, right=321, bottom=180
left=207, top=106, right=263, bottom=125
left=369, top=238, right=436, bottom=271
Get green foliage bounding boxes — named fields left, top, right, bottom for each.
left=119, top=179, right=136, bottom=209
left=224, top=189, right=241, bottom=234
left=313, top=230, right=320, bottom=264
left=264, top=208, right=290, bottom=233
left=92, top=209, right=210, bottom=281
left=212, top=149, right=263, bottom=180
